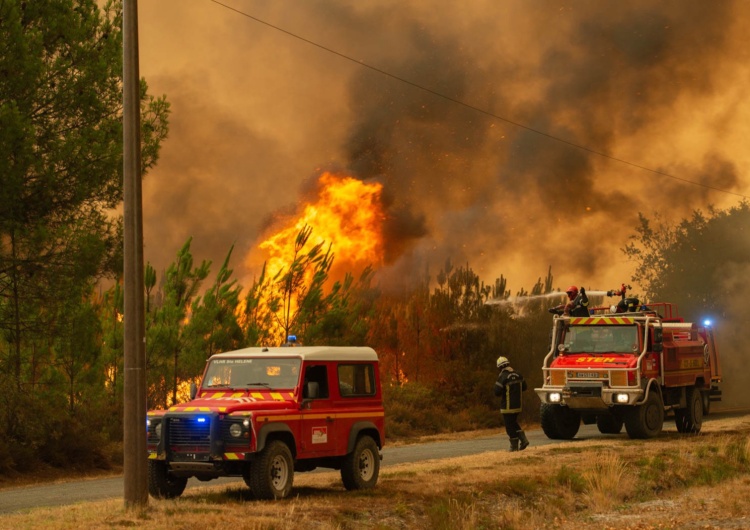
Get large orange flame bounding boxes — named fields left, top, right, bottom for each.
left=259, top=171, right=386, bottom=281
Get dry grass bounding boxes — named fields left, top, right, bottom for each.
left=582, top=451, right=635, bottom=511
left=3, top=416, right=750, bottom=530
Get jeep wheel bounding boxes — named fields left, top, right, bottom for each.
left=148, top=460, right=187, bottom=499
left=540, top=403, right=580, bottom=440
left=249, top=440, right=294, bottom=500
left=675, top=387, right=703, bottom=434
left=624, top=388, right=664, bottom=439
left=341, top=435, right=380, bottom=490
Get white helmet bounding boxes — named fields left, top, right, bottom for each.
left=496, top=356, right=510, bottom=369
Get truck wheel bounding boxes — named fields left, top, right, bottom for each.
left=249, top=440, right=294, bottom=500
left=596, top=414, right=623, bottom=434
left=675, top=388, right=703, bottom=434
left=341, top=435, right=380, bottom=490
left=147, top=460, right=187, bottom=499
left=540, top=403, right=580, bottom=440
left=624, top=389, right=664, bottom=439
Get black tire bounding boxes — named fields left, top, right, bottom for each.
left=341, top=435, right=380, bottom=490
left=624, top=388, right=664, bottom=439
left=540, top=403, right=580, bottom=440
left=701, top=391, right=711, bottom=416
left=148, top=460, right=187, bottom=499
left=249, top=440, right=294, bottom=500
left=596, top=413, right=624, bottom=434
left=675, top=388, right=703, bottom=434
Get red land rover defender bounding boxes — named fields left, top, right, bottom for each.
left=146, top=346, right=385, bottom=500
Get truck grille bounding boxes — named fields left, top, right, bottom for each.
left=168, top=416, right=211, bottom=450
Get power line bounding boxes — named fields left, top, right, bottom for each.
left=210, top=0, right=749, bottom=201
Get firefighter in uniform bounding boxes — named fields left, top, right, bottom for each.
left=549, top=285, right=589, bottom=317
left=494, top=356, right=529, bottom=451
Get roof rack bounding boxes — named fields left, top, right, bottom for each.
left=587, top=301, right=683, bottom=322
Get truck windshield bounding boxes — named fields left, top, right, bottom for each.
left=563, top=325, right=639, bottom=354
left=202, top=358, right=301, bottom=389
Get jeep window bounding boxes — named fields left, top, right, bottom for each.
left=203, top=358, right=301, bottom=389
left=338, top=364, right=376, bottom=397
left=303, top=365, right=329, bottom=398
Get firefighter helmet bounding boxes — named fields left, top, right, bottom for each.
left=565, top=285, right=578, bottom=299
left=496, top=356, right=510, bottom=369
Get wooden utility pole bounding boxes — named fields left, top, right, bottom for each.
left=122, top=0, right=148, bottom=508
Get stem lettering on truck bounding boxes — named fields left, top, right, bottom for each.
left=146, top=346, right=385, bottom=500
left=534, top=302, right=722, bottom=440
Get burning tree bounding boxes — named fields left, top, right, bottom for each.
left=242, top=171, right=386, bottom=346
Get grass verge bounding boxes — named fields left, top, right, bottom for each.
left=3, top=428, right=750, bottom=529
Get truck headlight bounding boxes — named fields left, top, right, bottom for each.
left=229, top=423, right=243, bottom=438
left=548, top=392, right=562, bottom=403
left=614, top=393, right=629, bottom=403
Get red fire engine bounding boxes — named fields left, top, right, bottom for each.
left=535, top=298, right=722, bottom=439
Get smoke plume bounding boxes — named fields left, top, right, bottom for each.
left=138, top=1, right=750, bottom=405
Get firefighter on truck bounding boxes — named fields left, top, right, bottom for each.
left=535, top=287, right=722, bottom=440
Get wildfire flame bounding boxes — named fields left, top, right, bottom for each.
left=258, top=171, right=386, bottom=281
left=237, top=171, right=386, bottom=342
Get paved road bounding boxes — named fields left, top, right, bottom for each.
left=2, top=411, right=744, bottom=514
left=0, top=424, right=609, bottom=514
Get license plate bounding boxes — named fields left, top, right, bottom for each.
left=573, top=371, right=600, bottom=378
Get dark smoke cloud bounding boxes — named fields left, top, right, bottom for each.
left=139, top=0, right=750, bottom=296
left=716, top=262, right=750, bottom=409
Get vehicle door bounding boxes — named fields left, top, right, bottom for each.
left=300, top=363, right=337, bottom=456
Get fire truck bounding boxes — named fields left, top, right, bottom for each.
left=146, top=346, right=384, bottom=500
left=534, top=299, right=722, bottom=439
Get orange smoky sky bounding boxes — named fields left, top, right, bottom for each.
left=137, top=0, right=750, bottom=297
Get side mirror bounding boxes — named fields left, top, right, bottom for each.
left=189, top=382, right=198, bottom=400
left=652, top=328, right=663, bottom=353
left=300, top=381, right=320, bottom=409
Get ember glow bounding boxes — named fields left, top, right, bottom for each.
left=258, top=171, right=386, bottom=281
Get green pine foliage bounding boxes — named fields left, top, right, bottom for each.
left=0, top=0, right=169, bottom=475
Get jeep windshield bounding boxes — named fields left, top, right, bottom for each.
left=561, top=325, right=639, bottom=354
left=202, top=357, right=301, bottom=389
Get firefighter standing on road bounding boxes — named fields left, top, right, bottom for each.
left=494, top=356, right=529, bottom=452
left=549, top=285, right=590, bottom=317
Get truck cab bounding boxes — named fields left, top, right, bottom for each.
left=146, top=346, right=385, bottom=500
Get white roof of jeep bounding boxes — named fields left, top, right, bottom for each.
left=208, top=346, right=379, bottom=362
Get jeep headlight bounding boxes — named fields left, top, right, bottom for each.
left=229, top=423, right=243, bottom=438
left=147, top=418, right=162, bottom=440
left=548, top=392, right=562, bottom=403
